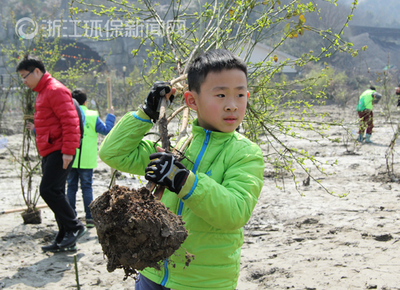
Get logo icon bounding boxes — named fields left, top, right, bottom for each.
left=15, top=17, right=38, bottom=40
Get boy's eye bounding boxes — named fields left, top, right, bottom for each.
left=216, top=94, right=225, bottom=98
left=238, top=94, right=245, bottom=98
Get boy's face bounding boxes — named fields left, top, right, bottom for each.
left=184, top=69, right=249, bottom=133
left=18, top=68, right=43, bottom=90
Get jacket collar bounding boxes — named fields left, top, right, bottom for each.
left=33, top=72, right=51, bottom=93
left=192, top=119, right=236, bottom=144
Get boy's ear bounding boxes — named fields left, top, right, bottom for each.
left=184, top=91, right=198, bottom=111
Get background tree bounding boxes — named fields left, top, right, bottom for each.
left=0, top=82, right=13, bottom=133
left=68, top=0, right=362, bottom=195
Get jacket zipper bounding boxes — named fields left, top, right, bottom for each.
left=77, top=147, right=82, bottom=169
left=160, top=129, right=211, bottom=286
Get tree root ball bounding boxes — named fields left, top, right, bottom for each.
left=90, top=185, right=189, bottom=277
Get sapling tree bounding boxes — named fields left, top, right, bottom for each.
left=357, top=54, right=400, bottom=179
left=0, top=82, right=13, bottom=132
left=376, top=64, right=400, bottom=180
left=70, top=0, right=362, bottom=195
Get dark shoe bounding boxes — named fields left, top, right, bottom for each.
left=42, top=241, right=59, bottom=252
left=42, top=241, right=77, bottom=253
left=86, top=219, right=95, bottom=228
left=57, top=243, right=77, bottom=252
left=57, top=227, right=87, bottom=248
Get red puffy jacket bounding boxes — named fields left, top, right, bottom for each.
left=33, top=72, right=80, bottom=157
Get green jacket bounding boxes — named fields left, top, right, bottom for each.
left=99, top=109, right=265, bottom=290
left=356, top=89, right=375, bottom=112
left=72, top=106, right=99, bottom=169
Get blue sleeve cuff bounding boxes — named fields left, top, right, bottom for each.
left=133, top=111, right=152, bottom=123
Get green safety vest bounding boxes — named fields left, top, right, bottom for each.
left=356, top=89, right=374, bottom=112
left=72, top=106, right=99, bottom=169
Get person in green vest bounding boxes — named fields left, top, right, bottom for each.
left=356, top=85, right=381, bottom=143
left=67, top=89, right=116, bottom=228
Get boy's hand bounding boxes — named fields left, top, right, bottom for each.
left=145, top=152, right=189, bottom=194
left=26, top=122, right=34, bottom=131
left=142, top=81, right=175, bottom=123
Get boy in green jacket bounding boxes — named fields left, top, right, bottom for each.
left=99, top=49, right=265, bottom=290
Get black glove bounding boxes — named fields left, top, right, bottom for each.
left=145, top=152, right=190, bottom=194
left=397, top=98, right=400, bottom=107
left=142, top=81, right=174, bottom=123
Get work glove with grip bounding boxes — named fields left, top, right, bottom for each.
left=145, top=152, right=190, bottom=194
left=141, top=81, right=174, bottom=123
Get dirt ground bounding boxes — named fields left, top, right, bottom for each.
left=1, top=104, right=400, bottom=290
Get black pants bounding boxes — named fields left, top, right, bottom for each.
left=40, top=150, right=83, bottom=243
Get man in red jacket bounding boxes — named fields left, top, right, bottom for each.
left=16, top=55, right=86, bottom=252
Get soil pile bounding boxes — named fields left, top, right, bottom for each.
left=21, top=209, right=42, bottom=224
left=90, top=185, right=190, bottom=278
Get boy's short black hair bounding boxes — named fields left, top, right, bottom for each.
left=370, top=85, right=376, bottom=91
left=187, top=49, right=247, bottom=93
left=71, top=89, right=87, bottom=105
left=16, top=54, right=46, bottom=74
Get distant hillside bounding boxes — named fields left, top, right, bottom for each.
left=339, top=0, right=400, bottom=28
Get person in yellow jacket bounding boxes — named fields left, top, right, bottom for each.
left=67, top=89, right=116, bottom=228
left=99, top=49, right=265, bottom=290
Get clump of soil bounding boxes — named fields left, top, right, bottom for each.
left=90, top=185, right=191, bottom=278
left=21, top=209, right=42, bottom=224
